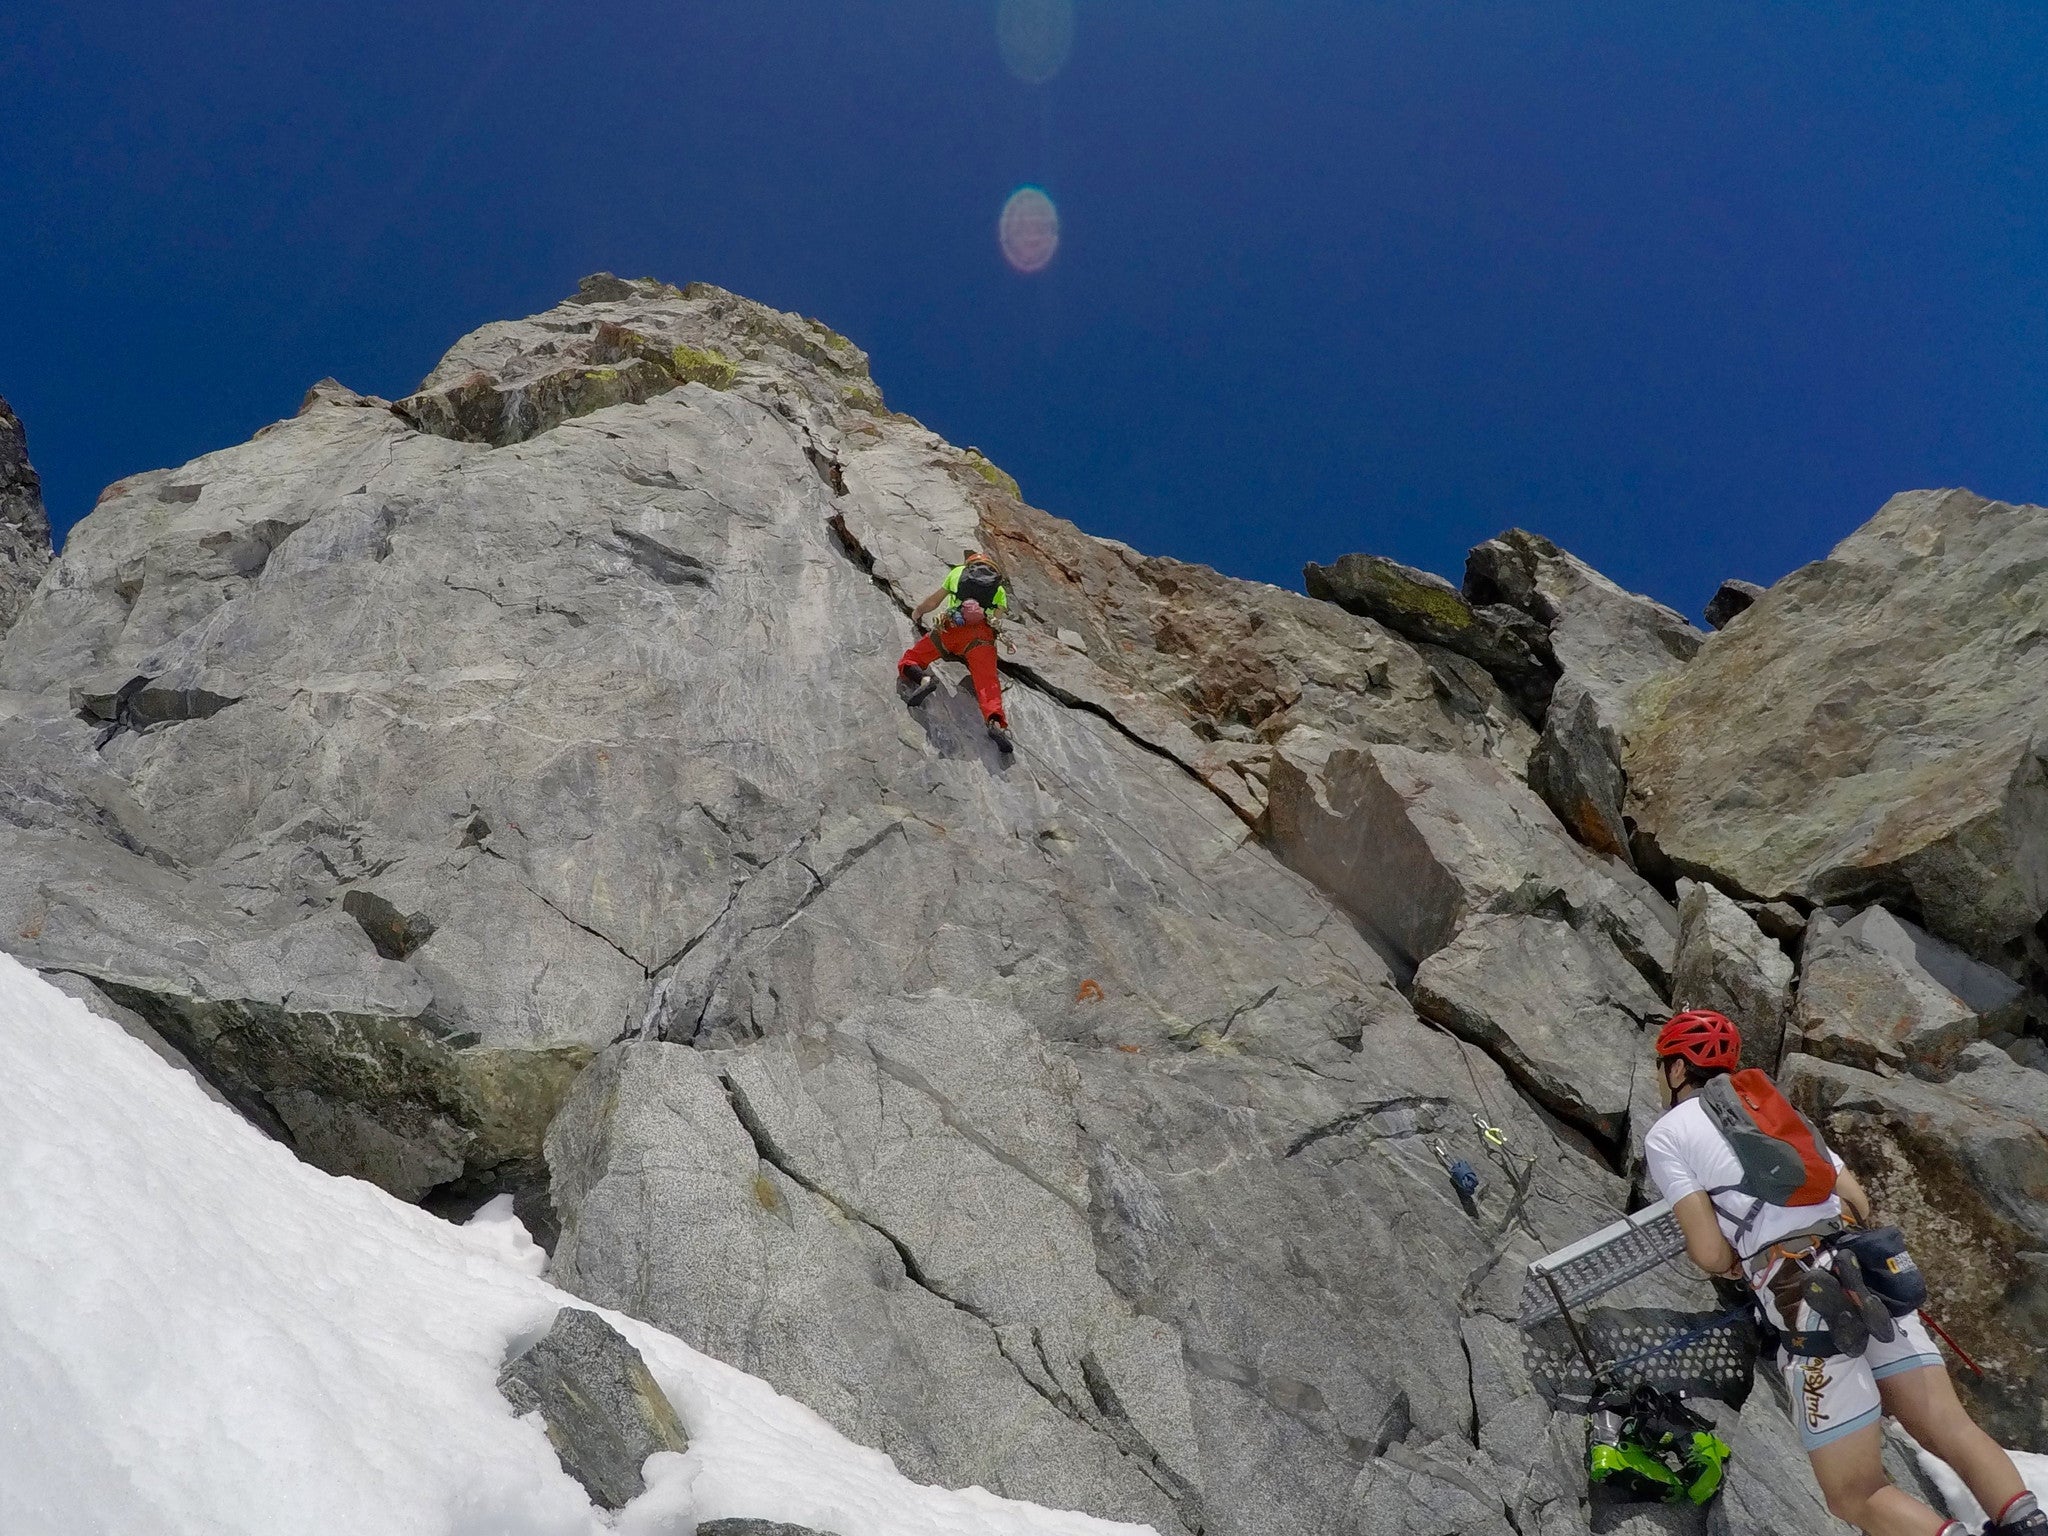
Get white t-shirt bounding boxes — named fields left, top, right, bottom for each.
left=1643, top=1095, right=1847, bottom=1263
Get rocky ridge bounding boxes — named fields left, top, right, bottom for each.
left=1, top=276, right=2043, bottom=1532
left=0, top=395, right=52, bottom=637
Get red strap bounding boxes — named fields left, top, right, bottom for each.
left=1918, top=1309, right=1984, bottom=1377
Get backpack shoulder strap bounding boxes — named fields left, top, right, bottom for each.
left=1704, top=1184, right=1770, bottom=1250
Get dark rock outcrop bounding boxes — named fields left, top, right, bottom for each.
left=1304, top=530, right=1706, bottom=864
left=1303, top=552, right=1556, bottom=721
left=1467, top=529, right=1705, bottom=864
left=497, top=1307, right=689, bottom=1509
left=1704, top=577, right=1765, bottom=629
left=0, top=395, right=52, bottom=636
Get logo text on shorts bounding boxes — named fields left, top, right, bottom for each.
left=1802, top=1356, right=1831, bottom=1430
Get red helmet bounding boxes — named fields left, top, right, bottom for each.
left=1656, top=1009, right=1741, bottom=1071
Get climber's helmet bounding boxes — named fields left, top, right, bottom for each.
left=1654, top=1009, right=1741, bottom=1073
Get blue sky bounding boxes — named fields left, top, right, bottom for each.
left=5, top=2, right=2046, bottom=616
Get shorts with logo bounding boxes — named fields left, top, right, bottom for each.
left=1777, top=1309, right=1943, bottom=1450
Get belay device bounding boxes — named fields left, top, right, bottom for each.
left=1519, top=1201, right=1747, bottom=1507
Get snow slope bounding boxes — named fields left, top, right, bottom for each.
left=0, top=952, right=1157, bottom=1536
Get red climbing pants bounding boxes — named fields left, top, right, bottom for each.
left=899, top=617, right=1007, bottom=725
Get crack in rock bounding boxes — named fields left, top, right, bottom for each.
left=715, top=1070, right=1196, bottom=1528
left=1284, top=1096, right=1453, bottom=1159
left=855, top=1038, right=1086, bottom=1216
left=605, top=524, right=713, bottom=587
left=1181, top=1348, right=1403, bottom=1469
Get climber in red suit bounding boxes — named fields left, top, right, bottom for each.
left=898, top=551, right=1012, bottom=753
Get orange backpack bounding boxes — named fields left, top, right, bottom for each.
left=1699, top=1068, right=1837, bottom=1247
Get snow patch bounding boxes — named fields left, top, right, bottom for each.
left=1920, top=1446, right=2048, bottom=1528
left=0, top=951, right=1155, bottom=1536
left=459, top=1192, right=550, bottom=1277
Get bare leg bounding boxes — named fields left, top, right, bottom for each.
left=1879, top=1362, right=2026, bottom=1521
left=1807, top=1421, right=1956, bottom=1536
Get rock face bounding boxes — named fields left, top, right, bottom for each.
left=1670, top=882, right=1795, bottom=1073
left=1787, top=1049, right=2048, bottom=1448
left=1266, top=741, right=1677, bottom=991
left=1627, top=488, right=2048, bottom=962
left=1413, top=912, right=1665, bottom=1142
left=5, top=275, right=2044, bottom=1528
left=0, top=276, right=1637, bottom=1535
left=1795, top=907, right=2025, bottom=1078
left=497, top=1307, right=689, bottom=1509
left=1463, top=530, right=1704, bottom=727
left=1303, top=531, right=1705, bottom=863
left=0, top=395, right=52, bottom=636
left=1467, top=530, right=1705, bottom=864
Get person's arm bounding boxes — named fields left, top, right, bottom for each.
left=1834, top=1166, right=1874, bottom=1225
left=1672, top=1190, right=1743, bottom=1280
left=909, top=588, right=946, bottom=625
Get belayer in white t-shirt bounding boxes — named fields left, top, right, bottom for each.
left=1642, top=1009, right=2039, bottom=1536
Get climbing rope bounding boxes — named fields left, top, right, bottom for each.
left=1432, top=1137, right=1483, bottom=1210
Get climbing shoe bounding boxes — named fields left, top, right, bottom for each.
left=986, top=716, right=1014, bottom=754
left=1832, top=1255, right=1896, bottom=1344
left=1988, top=1492, right=2048, bottom=1534
left=900, top=666, right=937, bottom=706
left=1794, top=1264, right=1870, bottom=1358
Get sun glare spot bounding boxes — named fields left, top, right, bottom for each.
left=997, top=0, right=1074, bottom=85
left=999, top=186, right=1061, bottom=274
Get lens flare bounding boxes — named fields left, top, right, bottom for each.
left=997, top=0, right=1074, bottom=85
left=999, top=186, right=1060, bottom=274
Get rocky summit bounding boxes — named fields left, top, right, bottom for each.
left=2, top=275, right=2043, bottom=1534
